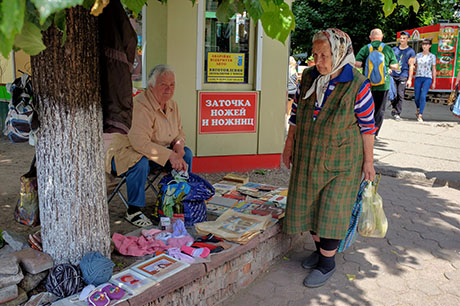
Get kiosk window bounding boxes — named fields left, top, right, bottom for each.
left=204, top=0, right=250, bottom=84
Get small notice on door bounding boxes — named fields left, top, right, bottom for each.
left=207, top=52, right=245, bottom=83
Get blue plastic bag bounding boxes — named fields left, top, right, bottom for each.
left=153, top=173, right=215, bottom=226
left=337, top=180, right=368, bottom=253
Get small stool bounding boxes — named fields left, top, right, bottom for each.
left=107, top=168, right=164, bottom=208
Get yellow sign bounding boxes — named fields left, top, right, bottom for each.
left=207, top=52, right=245, bottom=83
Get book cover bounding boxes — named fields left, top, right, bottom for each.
left=131, top=254, right=190, bottom=282
left=269, top=195, right=287, bottom=207
left=207, top=196, right=239, bottom=208
left=223, top=173, right=249, bottom=184
left=236, top=186, right=261, bottom=198
left=110, top=269, right=156, bottom=294
left=206, top=203, right=229, bottom=216
left=222, top=190, right=246, bottom=201
left=251, top=205, right=285, bottom=219
left=232, top=201, right=263, bottom=214
left=212, top=183, right=237, bottom=195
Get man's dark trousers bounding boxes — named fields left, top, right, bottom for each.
left=371, top=89, right=388, bottom=136
left=391, top=77, right=408, bottom=115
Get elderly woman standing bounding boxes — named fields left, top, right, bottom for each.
left=283, top=29, right=376, bottom=287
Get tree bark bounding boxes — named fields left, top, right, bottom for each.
left=31, top=6, right=110, bottom=265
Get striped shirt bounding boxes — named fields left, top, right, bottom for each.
left=288, top=64, right=377, bottom=135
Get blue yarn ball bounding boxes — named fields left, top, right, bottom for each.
left=79, top=252, right=114, bottom=286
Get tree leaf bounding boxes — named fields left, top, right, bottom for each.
left=30, top=0, right=83, bottom=24
left=382, top=0, right=396, bottom=17
left=0, top=31, right=15, bottom=58
left=0, top=0, right=26, bottom=38
left=243, top=0, right=264, bottom=21
left=216, top=0, right=234, bottom=23
left=121, top=0, right=148, bottom=15
left=14, top=21, right=46, bottom=55
left=260, top=1, right=295, bottom=44
left=398, top=0, right=419, bottom=12
left=54, top=10, right=67, bottom=46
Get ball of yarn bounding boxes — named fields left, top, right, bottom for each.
left=45, top=264, right=83, bottom=298
left=79, top=251, right=114, bottom=286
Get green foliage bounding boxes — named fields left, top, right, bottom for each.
left=14, top=21, right=46, bottom=55
left=31, top=0, right=83, bottom=24
left=291, top=0, right=458, bottom=57
left=121, top=0, right=148, bottom=16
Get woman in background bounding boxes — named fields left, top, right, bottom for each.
left=413, top=38, right=436, bottom=122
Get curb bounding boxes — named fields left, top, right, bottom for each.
left=375, top=164, right=460, bottom=190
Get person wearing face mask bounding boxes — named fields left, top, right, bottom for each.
left=283, top=29, right=376, bottom=288
left=105, top=64, right=192, bottom=227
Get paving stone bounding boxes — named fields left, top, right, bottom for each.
left=0, top=255, right=19, bottom=275
left=1, top=231, right=29, bottom=251
left=14, top=248, right=53, bottom=274
left=19, top=270, right=48, bottom=291
left=3, top=287, right=28, bottom=306
left=0, top=285, right=18, bottom=304
left=406, top=277, right=443, bottom=296
left=429, top=293, right=460, bottom=306
left=444, top=269, right=460, bottom=281
left=0, top=269, right=24, bottom=288
left=376, top=273, right=408, bottom=292
left=396, top=289, right=428, bottom=306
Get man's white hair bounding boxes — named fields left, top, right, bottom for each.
left=147, top=64, right=175, bottom=87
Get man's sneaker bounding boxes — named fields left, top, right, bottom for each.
left=394, top=114, right=401, bottom=121
left=391, top=109, right=396, bottom=117
left=417, top=115, right=423, bottom=122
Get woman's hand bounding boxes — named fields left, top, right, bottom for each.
left=169, top=151, right=187, bottom=172
left=282, top=138, right=293, bottom=169
left=362, top=161, right=376, bottom=182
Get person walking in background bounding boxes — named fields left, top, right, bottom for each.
left=355, top=28, right=398, bottom=136
left=412, top=39, right=436, bottom=122
left=390, top=31, right=415, bottom=120
left=287, top=56, right=298, bottom=116
left=283, top=28, right=376, bottom=288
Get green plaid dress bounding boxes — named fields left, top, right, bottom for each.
left=284, top=67, right=365, bottom=239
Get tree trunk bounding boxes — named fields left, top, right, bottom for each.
left=31, top=6, right=110, bottom=265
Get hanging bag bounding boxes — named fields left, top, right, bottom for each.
left=14, top=156, right=40, bottom=227
left=358, top=174, right=388, bottom=238
left=338, top=180, right=368, bottom=252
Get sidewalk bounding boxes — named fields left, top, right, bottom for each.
left=375, top=100, right=460, bottom=189
left=224, top=101, right=460, bottom=305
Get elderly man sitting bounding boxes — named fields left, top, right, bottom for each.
left=106, top=64, right=192, bottom=227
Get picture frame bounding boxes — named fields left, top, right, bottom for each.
left=110, top=269, right=156, bottom=294
left=131, top=254, right=190, bottom=282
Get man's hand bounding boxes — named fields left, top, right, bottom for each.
left=406, top=78, right=412, bottom=87
left=169, top=151, right=187, bottom=172
left=431, top=81, right=436, bottom=89
left=282, top=138, right=293, bottom=169
left=362, top=161, right=376, bottom=182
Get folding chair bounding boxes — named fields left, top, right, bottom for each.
left=107, top=168, right=164, bottom=208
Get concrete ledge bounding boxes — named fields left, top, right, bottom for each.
left=120, top=223, right=302, bottom=305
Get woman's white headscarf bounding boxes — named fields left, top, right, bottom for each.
left=303, top=28, right=356, bottom=104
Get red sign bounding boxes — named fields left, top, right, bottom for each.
left=199, top=92, right=258, bottom=134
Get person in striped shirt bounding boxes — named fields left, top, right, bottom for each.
left=282, top=28, right=376, bottom=289
left=288, top=64, right=378, bottom=135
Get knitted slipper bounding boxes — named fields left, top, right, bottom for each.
left=125, top=211, right=153, bottom=227
left=101, top=284, right=125, bottom=300
left=87, top=289, right=110, bottom=306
